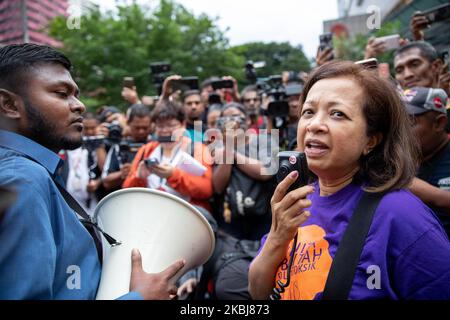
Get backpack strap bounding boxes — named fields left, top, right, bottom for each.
left=322, top=191, right=385, bottom=300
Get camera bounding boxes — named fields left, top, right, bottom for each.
left=208, top=92, right=222, bottom=105
left=276, top=151, right=309, bottom=194
left=144, top=158, right=160, bottom=168
left=118, top=140, right=146, bottom=164
left=150, top=62, right=171, bottom=74
left=285, top=83, right=303, bottom=97
left=319, top=33, right=333, bottom=51
left=423, top=3, right=450, bottom=25
left=171, top=76, right=199, bottom=91
left=82, top=135, right=105, bottom=150
left=244, top=60, right=266, bottom=84
left=123, top=77, right=135, bottom=89
left=211, top=79, right=234, bottom=90
left=106, top=121, right=123, bottom=144
left=264, top=76, right=290, bottom=118
left=150, top=62, right=171, bottom=95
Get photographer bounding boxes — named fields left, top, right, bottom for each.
left=182, top=90, right=206, bottom=143
left=102, top=104, right=152, bottom=192
left=65, top=113, right=106, bottom=214
left=241, top=85, right=266, bottom=134
left=123, top=100, right=213, bottom=212
left=211, top=102, right=277, bottom=241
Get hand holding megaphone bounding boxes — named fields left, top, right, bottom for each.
left=129, top=248, right=186, bottom=300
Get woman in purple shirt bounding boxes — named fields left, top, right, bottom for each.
left=249, top=60, right=450, bottom=300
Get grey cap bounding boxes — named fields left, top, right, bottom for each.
left=401, top=87, right=448, bottom=115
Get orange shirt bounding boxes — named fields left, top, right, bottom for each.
left=122, top=137, right=213, bottom=212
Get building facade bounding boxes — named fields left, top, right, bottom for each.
left=0, top=0, right=68, bottom=47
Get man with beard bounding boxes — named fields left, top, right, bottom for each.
left=182, top=90, right=207, bottom=143
left=240, top=85, right=266, bottom=134
left=0, top=44, right=184, bottom=299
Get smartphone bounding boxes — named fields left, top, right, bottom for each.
left=319, top=33, right=333, bottom=52
left=374, top=34, right=401, bottom=51
left=276, top=151, right=309, bottom=194
left=171, top=76, right=199, bottom=91
left=422, top=3, right=450, bottom=25
left=355, top=58, right=378, bottom=70
left=211, top=79, right=234, bottom=90
left=123, top=77, right=135, bottom=89
left=208, top=92, right=222, bottom=105
left=144, top=158, right=160, bottom=167
left=441, top=50, right=450, bottom=71
left=150, top=62, right=171, bottom=74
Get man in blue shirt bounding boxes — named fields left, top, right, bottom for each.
left=0, top=43, right=185, bottom=299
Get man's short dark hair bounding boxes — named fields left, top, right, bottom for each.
left=182, top=90, right=201, bottom=103
left=240, top=85, right=258, bottom=98
left=394, top=41, right=439, bottom=63
left=152, top=100, right=185, bottom=123
left=0, top=43, right=72, bottom=94
left=127, top=103, right=151, bottom=123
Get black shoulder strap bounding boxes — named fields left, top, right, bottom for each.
left=322, top=191, right=385, bottom=300
left=52, top=180, right=104, bottom=262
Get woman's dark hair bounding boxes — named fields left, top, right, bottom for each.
left=300, top=60, right=419, bottom=192
left=151, top=100, right=185, bottom=123
left=221, top=102, right=247, bottom=117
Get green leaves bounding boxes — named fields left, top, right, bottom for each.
left=49, top=0, right=310, bottom=110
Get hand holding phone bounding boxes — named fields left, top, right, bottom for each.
left=144, top=158, right=160, bottom=168
left=276, top=151, right=309, bottom=194
left=123, top=77, right=135, bottom=89
left=355, top=58, right=378, bottom=70
left=374, top=34, right=401, bottom=51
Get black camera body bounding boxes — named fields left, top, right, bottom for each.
left=211, top=79, right=234, bottom=90
left=171, top=76, right=199, bottom=91
left=82, top=135, right=105, bottom=151
left=118, top=140, right=146, bottom=164
left=150, top=62, right=171, bottom=95
left=144, top=158, right=160, bottom=168
left=276, top=151, right=309, bottom=194
left=150, top=62, right=171, bottom=74
left=263, top=76, right=289, bottom=118
left=107, top=121, right=123, bottom=144
left=423, top=3, right=450, bottom=24
left=319, top=33, right=333, bottom=51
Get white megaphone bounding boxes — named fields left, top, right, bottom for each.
left=93, top=188, right=215, bottom=300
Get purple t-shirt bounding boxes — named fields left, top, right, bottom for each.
left=258, top=182, right=450, bottom=300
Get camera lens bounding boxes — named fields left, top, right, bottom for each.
left=279, top=164, right=290, bottom=177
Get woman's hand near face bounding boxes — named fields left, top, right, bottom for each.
left=269, top=170, right=314, bottom=245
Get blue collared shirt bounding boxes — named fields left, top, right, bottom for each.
left=0, top=130, right=142, bottom=300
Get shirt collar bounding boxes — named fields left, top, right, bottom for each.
left=0, top=130, right=62, bottom=175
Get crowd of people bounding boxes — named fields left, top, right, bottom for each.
left=0, top=8, right=450, bottom=300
